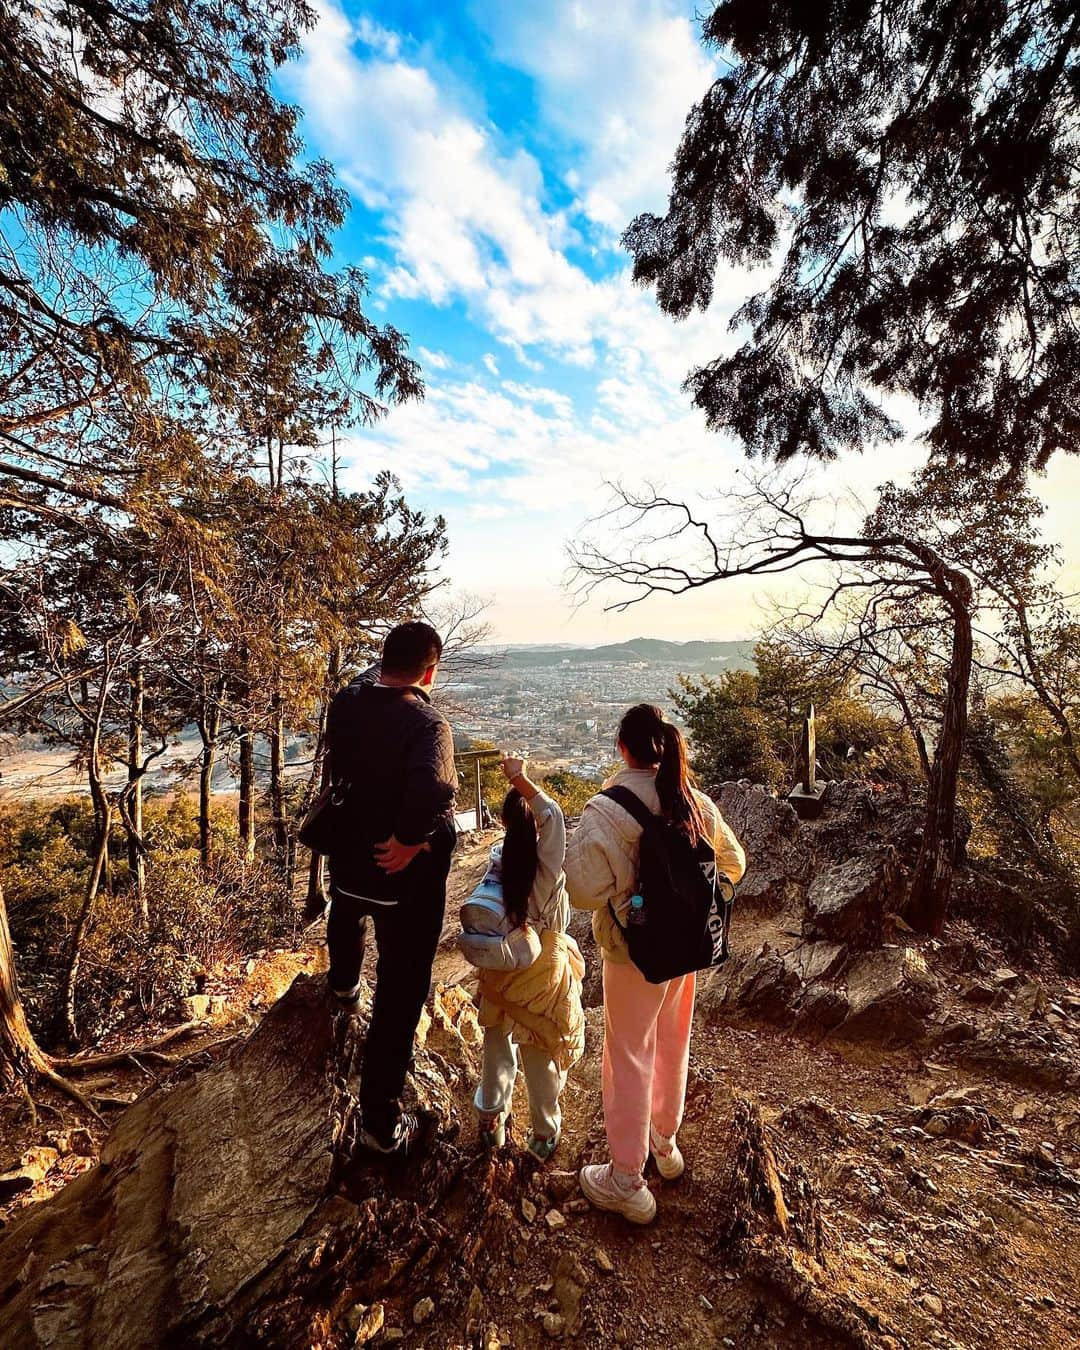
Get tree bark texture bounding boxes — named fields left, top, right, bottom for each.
left=0, top=879, right=52, bottom=1087
left=906, top=572, right=974, bottom=935
left=197, top=688, right=223, bottom=872
left=127, top=662, right=146, bottom=918
left=238, top=727, right=256, bottom=864
left=269, top=692, right=287, bottom=863
left=0, top=978, right=521, bottom=1348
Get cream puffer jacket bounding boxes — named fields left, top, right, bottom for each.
left=477, top=929, right=585, bottom=1070
left=565, top=767, right=747, bottom=964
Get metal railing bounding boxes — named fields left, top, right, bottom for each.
left=453, top=748, right=502, bottom=831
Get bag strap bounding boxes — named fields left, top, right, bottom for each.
left=600, top=788, right=657, bottom=945
left=600, top=786, right=656, bottom=831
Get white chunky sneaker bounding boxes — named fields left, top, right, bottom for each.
left=650, top=1125, right=685, bottom=1180
left=579, top=1163, right=657, bottom=1224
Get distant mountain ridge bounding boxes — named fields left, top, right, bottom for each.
left=500, top=637, right=755, bottom=669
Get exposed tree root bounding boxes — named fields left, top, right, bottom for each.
left=15, top=1078, right=37, bottom=1129
left=0, top=977, right=524, bottom=1347
left=37, top=1064, right=104, bottom=1122
left=50, top=1019, right=205, bottom=1073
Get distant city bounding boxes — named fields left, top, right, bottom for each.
left=442, top=638, right=755, bottom=775
left=0, top=638, right=756, bottom=798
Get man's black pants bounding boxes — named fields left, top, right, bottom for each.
left=326, top=855, right=450, bottom=1136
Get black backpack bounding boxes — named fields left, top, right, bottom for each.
left=602, top=786, right=736, bottom=984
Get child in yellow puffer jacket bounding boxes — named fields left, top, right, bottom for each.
left=474, top=755, right=583, bottom=1161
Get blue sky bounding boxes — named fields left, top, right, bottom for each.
left=280, top=1, right=1080, bottom=644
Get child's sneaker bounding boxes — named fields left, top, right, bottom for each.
left=527, top=1131, right=559, bottom=1162
left=579, top=1163, right=656, bottom=1224
left=650, top=1125, right=685, bottom=1180
left=477, top=1109, right=507, bottom=1149
left=359, top=1111, right=419, bottom=1155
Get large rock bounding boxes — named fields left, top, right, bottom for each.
left=700, top=945, right=804, bottom=1024
left=807, top=781, right=939, bottom=866
left=700, top=937, right=942, bottom=1047
left=715, top=782, right=812, bottom=913
left=698, top=780, right=960, bottom=1047
left=839, top=946, right=941, bottom=1044
left=803, top=847, right=903, bottom=949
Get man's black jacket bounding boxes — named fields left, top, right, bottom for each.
left=325, top=677, right=458, bottom=900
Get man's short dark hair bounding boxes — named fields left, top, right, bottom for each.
left=381, top=621, right=443, bottom=679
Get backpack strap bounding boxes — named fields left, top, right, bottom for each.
left=600, top=787, right=655, bottom=945
left=600, top=786, right=656, bottom=831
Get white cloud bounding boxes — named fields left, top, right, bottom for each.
left=476, top=1, right=717, bottom=233
left=284, top=2, right=742, bottom=381
left=501, top=381, right=574, bottom=418
left=286, top=3, right=942, bottom=643
left=353, top=14, right=401, bottom=59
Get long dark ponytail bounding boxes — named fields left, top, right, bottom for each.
left=617, top=704, right=707, bottom=845
left=500, top=788, right=538, bottom=928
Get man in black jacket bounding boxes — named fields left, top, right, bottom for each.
left=326, top=621, right=457, bottom=1153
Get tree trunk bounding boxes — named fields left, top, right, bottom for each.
left=197, top=687, right=223, bottom=871
left=905, top=577, right=974, bottom=935
left=127, top=661, right=146, bottom=919
left=57, top=797, right=112, bottom=1047
left=303, top=676, right=335, bottom=922
left=238, top=727, right=256, bottom=864
left=269, top=692, right=288, bottom=864
left=0, top=979, right=470, bottom=1345
left=0, top=878, right=52, bottom=1087
left=56, top=681, right=114, bottom=1044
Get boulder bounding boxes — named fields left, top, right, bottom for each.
left=803, top=848, right=902, bottom=948
left=794, top=985, right=851, bottom=1037
left=715, top=782, right=812, bottom=913
left=839, top=947, right=941, bottom=1045
left=790, top=940, right=847, bottom=985
left=698, top=944, right=803, bottom=1025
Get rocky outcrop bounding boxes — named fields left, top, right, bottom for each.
left=699, top=939, right=942, bottom=1047
left=0, top=976, right=527, bottom=1349
left=803, top=847, right=904, bottom=948
left=716, top=782, right=811, bottom=913
left=695, top=779, right=961, bottom=1046
left=840, top=946, right=940, bottom=1042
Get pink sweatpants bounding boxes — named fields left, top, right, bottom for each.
left=601, top=958, right=696, bottom=1176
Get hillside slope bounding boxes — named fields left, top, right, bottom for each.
left=1, top=810, right=1078, bottom=1348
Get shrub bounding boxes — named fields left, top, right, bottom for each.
left=2, top=793, right=296, bottom=1045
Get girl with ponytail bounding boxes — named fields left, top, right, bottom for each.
left=473, top=755, right=578, bottom=1161
left=565, top=704, right=746, bottom=1224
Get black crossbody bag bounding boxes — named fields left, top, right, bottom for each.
left=298, top=780, right=353, bottom=856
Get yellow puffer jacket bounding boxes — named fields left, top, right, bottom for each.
left=477, top=929, right=585, bottom=1071
left=565, top=767, right=747, bottom=964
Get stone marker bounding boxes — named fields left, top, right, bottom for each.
left=787, top=705, right=827, bottom=819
